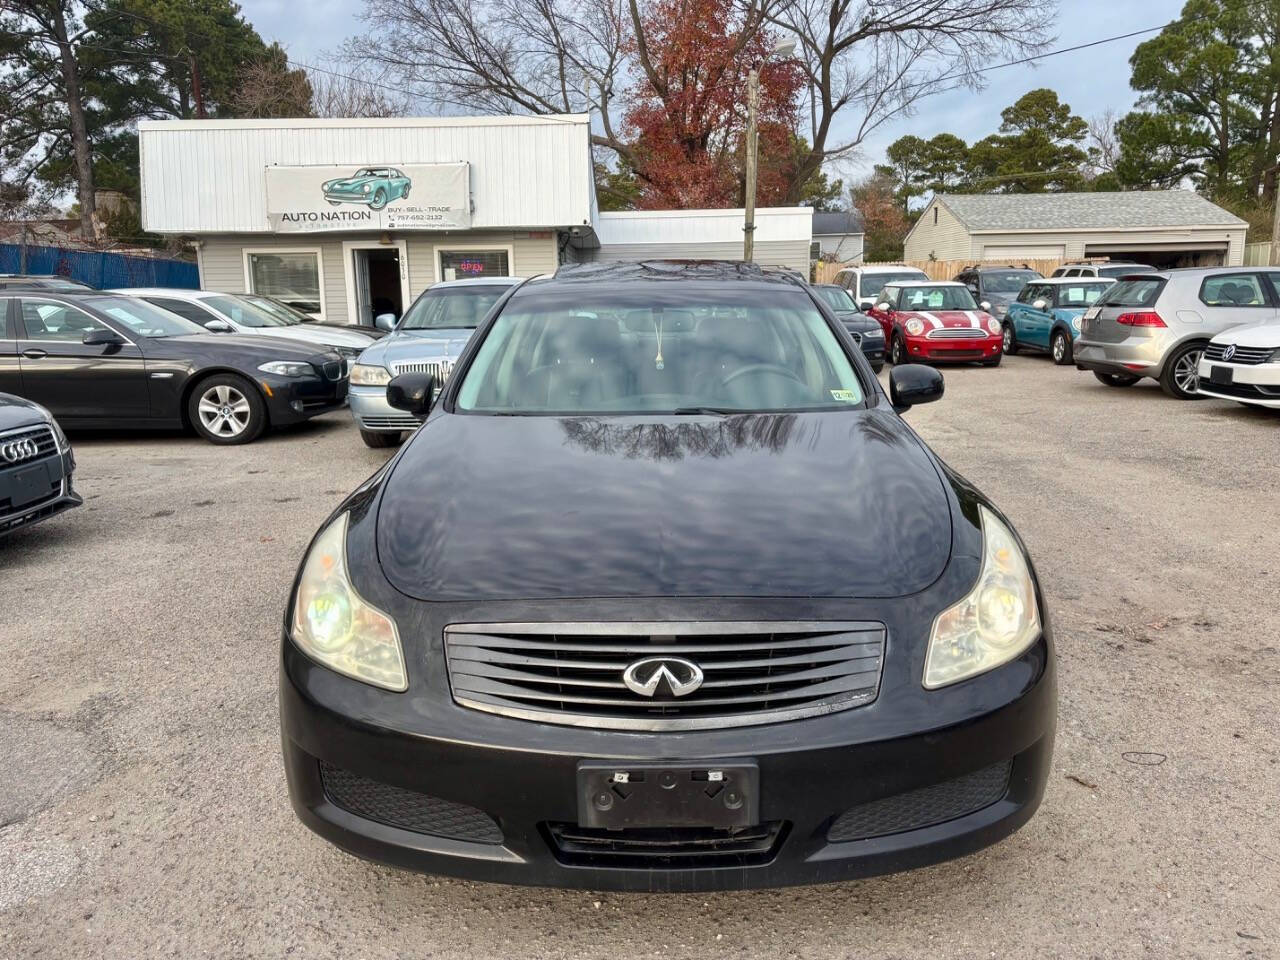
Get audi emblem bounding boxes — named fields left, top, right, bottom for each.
left=0, top=438, right=39, bottom=463
left=1222, top=343, right=1237, bottom=361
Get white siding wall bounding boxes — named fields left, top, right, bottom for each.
left=816, top=233, right=865, bottom=262
left=140, top=116, right=594, bottom=234
left=198, top=230, right=559, bottom=324
left=903, top=200, right=972, bottom=261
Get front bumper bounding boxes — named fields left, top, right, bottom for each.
left=1196, top=358, right=1280, bottom=408
left=1, top=448, right=81, bottom=536
left=348, top=386, right=424, bottom=433
left=324, top=189, right=375, bottom=206
left=264, top=375, right=348, bottom=425
left=903, top=335, right=1002, bottom=364
left=280, top=623, right=1055, bottom=891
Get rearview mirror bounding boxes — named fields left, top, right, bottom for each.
left=82, top=328, right=126, bottom=346
left=386, top=372, right=435, bottom=416
left=204, top=319, right=234, bottom=333
left=374, top=313, right=397, bottom=331
left=1032, top=299, right=1048, bottom=311
left=889, top=364, right=944, bottom=412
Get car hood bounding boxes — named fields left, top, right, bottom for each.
left=247, top=325, right=374, bottom=349
left=324, top=177, right=373, bottom=190
left=1213, top=320, right=1280, bottom=348
left=982, top=293, right=1015, bottom=318
left=901, top=309, right=993, bottom=330
left=838, top=314, right=881, bottom=334
left=376, top=409, right=954, bottom=601
left=0, top=392, right=49, bottom=430
left=360, top=327, right=478, bottom=367
left=162, top=333, right=333, bottom=360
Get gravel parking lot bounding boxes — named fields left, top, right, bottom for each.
left=2, top=355, right=1277, bottom=959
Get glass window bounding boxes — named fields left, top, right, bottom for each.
left=145, top=297, right=218, bottom=326
left=858, top=271, right=925, bottom=297
left=400, top=285, right=510, bottom=330
left=1098, top=264, right=1154, bottom=278
left=1057, top=283, right=1112, bottom=309
left=84, top=297, right=206, bottom=337
left=1100, top=278, right=1164, bottom=308
left=203, top=295, right=295, bottom=328
left=20, top=299, right=108, bottom=340
left=243, top=295, right=313, bottom=324
left=247, top=251, right=322, bottom=315
left=979, top=270, right=1041, bottom=293
left=456, top=287, right=864, bottom=415
left=438, top=249, right=510, bottom=282
left=813, top=286, right=856, bottom=311
left=895, top=285, right=979, bottom=311
left=1199, top=273, right=1266, bottom=307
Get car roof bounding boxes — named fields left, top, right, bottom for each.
left=109, top=287, right=215, bottom=299
left=965, top=264, right=1039, bottom=272
left=549, top=260, right=805, bottom=286
left=428, top=276, right=526, bottom=288
left=1037, top=276, right=1116, bottom=285
left=884, top=280, right=965, bottom=288
left=850, top=264, right=926, bottom=274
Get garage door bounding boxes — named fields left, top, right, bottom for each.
left=981, top=244, right=1066, bottom=259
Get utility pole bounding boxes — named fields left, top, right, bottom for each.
left=1272, top=194, right=1280, bottom=266
left=189, top=51, right=206, bottom=119
left=743, top=70, right=759, bottom=262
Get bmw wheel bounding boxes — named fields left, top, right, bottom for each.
left=189, top=374, right=267, bottom=445
left=1160, top=342, right=1207, bottom=400
left=370, top=188, right=388, bottom=210
left=1051, top=329, right=1073, bottom=365
left=1002, top=323, right=1018, bottom=355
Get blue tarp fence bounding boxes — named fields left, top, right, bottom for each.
left=0, top=243, right=199, bottom=289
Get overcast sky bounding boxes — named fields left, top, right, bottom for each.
left=238, top=0, right=1186, bottom=182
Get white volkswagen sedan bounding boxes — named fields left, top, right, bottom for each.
left=1197, top=319, right=1280, bottom=409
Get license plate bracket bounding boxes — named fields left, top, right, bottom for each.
left=577, top=761, right=759, bottom=830
left=8, top=463, right=52, bottom=507
left=1210, top=365, right=1233, bottom=385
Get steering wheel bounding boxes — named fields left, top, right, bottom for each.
left=720, top=363, right=806, bottom=388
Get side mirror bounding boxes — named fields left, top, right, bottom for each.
left=374, top=312, right=397, bottom=331
left=1032, top=299, right=1048, bottom=311
left=82, top=328, right=126, bottom=346
left=857, top=299, right=873, bottom=311
left=204, top=319, right=234, bottom=333
left=889, top=364, right=944, bottom=412
left=386, top=372, right=435, bottom=416
left=875, top=301, right=891, bottom=312
left=979, top=300, right=992, bottom=311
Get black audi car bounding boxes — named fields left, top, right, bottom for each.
left=280, top=261, right=1055, bottom=891
left=0, top=293, right=348, bottom=444
left=0, top=392, right=81, bottom=535
left=811, top=283, right=885, bottom=371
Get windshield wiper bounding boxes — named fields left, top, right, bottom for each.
left=671, top=406, right=745, bottom=416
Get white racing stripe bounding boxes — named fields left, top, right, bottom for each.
left=917, top=311, right=944, bottom=329
left=963, top=310, right=981, bottom=328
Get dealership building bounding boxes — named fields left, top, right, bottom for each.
left=138, top=115, right=813, bottom=325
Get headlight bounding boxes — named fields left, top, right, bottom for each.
left=291, top=512, right=407, bottom=691
left=32, top=403, right=69, bottom=452
left=986, top=317, right=1001, bottom=334
left=362, top=183, right=371, bottom=193
left=923, top=505, right=1040, bottom=689
left=350, top=363, right=392, bottom=386
left=862, top=328, right=884, bottom=340
left=905, top=318, right=925, bottom=336
left=258, top=360, right=313, bottom=378
left=1071, top=316, right=1082, bottom=332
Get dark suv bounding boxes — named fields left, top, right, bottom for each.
left=953, top=265, right=1043, bottom=321
left=279, top=261, right=1055, bottom=891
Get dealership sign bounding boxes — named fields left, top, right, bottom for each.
left=265, top=162, right=471, bottom=232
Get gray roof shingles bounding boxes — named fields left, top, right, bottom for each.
left=936, top=191, right=1246, bottom=231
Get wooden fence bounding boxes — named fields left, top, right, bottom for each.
left=814, top=257, right=1067, bottom=284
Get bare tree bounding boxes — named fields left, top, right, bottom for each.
left=309, top=58, right=413, bottom=118
left=1087, top=107, right=1120, bottom=175
left=231, top=56, right=316, bottom=118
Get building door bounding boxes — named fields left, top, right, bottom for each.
left=343, top=239, right=410, bottom=327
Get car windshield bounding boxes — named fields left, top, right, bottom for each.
left=895, top=285, right=979, bottom=311
left=86, top=297, right=206, bottom=337
left=1056, top=283, right=1112, bottom=308
left=814, top=287, right=856, bottom=311
left=244, top=295, right=312, bottom=324
left=859, top=271, right=924, bottom=296
left=399, top=286, right=508, bottom=330
left=203, top=294, right=295, bottom=327
left=1098, top=264, right=1154, bottom=278
left=1099, top=278, right=1163, bottom=307
left=456, top=286, right=864, bottom=415
left=982, top=271, right=1040, bottom=293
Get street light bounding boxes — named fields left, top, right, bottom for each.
left=744, top=38, right=798, bottom=262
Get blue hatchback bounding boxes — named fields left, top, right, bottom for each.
left=1002, top=278, right=1115, bottom=365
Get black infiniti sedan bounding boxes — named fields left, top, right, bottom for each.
left=0, top=392, right=81, bottom=535
left=0, top=293, right=348, bottom=444
left=811, top=283, right=886, bottom=371
left=280, top=261, right=1055, bottom=891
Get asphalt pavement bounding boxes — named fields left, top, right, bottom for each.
left=1, top=355, right=1277, bottom=959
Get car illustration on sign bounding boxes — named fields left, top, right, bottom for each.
left=321, top=167, right=412, bottom=210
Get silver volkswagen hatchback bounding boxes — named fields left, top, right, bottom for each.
left=1073, top=267, right=1280, bottom=399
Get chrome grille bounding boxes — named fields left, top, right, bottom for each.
left=926, top=326, right=985, bottom=339
left=1204, top=343, right=1275, bottom=365
left=322, top=358, right=349, bottom=381
left=848, top=331, right=862, bottom=345
left=393, top=359, right=454, bottom=383
left=357, top=415, right=421, bottom=430
left=0, top=424, right=58, bottom=467
left=443, top=621, right=885, bottom=731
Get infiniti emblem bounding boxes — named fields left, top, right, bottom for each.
left=0, top=438, right=39, bottom=463
left=622, top=656, right=704, bottom=698
left=1222, top=343, right=1237, bottom=361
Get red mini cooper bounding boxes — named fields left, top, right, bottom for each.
left=867, top=281, right=1004, bottom=366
